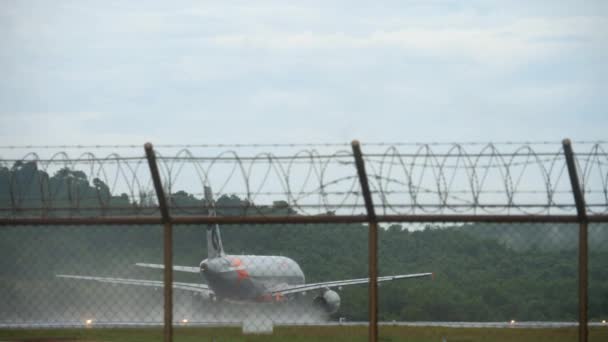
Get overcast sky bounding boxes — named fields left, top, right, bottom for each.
left=1, top=0, right=607, bottom=146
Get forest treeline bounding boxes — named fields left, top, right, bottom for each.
left=0, top=160, right=294, bottom=217
left=1, top=161, right=607, bottom=322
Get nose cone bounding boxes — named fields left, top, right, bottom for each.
left=200, top=258, right=224, bottom=274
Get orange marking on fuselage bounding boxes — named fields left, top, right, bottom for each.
left=231, top=257, right=242, bottom=267
left=236, top=268, right=249, bottom=281
left=231, top=257, right=249, bottom=282
left=257, top=293, right=284, bottom=302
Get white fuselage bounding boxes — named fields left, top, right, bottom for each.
left=200, top=255, right=305, bottom=301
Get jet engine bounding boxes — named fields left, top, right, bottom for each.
left=312, top=289, right=341, bottom=314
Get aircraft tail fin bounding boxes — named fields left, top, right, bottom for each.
left=205, top=186, right=224, bottom=258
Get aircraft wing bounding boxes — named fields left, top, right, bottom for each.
left=56, top=275, right=212, bottom=295
left=135, top=263, right=200, bottom=273
left=271, top=272, right=433, bottom=296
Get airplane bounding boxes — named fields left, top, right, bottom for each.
left=58, top=187, right=433, bottom=315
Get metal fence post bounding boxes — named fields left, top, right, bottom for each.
left=145, top=143, right=173, bottom=342
left=563, top=138, right=588, bottom=342
left=352, top=140, right=378, bottom=342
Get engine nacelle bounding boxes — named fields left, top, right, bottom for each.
left=313, top=289, right=341, bottom=314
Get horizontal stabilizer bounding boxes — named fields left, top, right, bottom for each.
left=135, top=263, right=200, bottom=273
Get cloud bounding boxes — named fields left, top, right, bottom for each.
left=0, top=1, right=606, bottom=146
left=207, top=16, right=606, bottom=69
left=0, top=112, right=148, bottom=149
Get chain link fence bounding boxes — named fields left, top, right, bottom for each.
left=1, top=140, right=607, bottom=342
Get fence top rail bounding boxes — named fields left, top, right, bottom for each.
left=1, top=214, right=608, bottom=226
